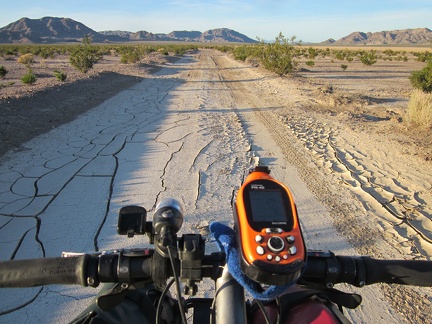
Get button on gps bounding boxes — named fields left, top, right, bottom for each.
left=268, top=236, right=284, bottom=253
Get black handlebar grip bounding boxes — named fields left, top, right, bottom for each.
left=0, top=256, right=88, bottom=288
left=302, top=253, right=432, bottom=288
left=362, top=257, right=432, bottom=287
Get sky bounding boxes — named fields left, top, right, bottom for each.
left=1, top=0, right=431, bottom=43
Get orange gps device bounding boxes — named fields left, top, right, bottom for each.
left=233, top=165, right=306, bottom=285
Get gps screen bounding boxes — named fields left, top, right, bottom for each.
left=249, top=189, right=288, bottom=223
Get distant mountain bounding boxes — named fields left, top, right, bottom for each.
left=100, top=30, right=172, bottom=41
left=0, top=17, right=257, bottom=43
left=0, top=17, right=119, bottom=43
left=100, top=28, right=256, bottom=43
left=200, top=29, right=255, bottom=42
left=322, top=28, right=432, bottom=45
left=166, top=30, right=202, bottom=41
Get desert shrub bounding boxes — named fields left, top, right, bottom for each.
left=305, top=60, right=315, bottom=67
left=359, top=51, right=377, bottom=66
left=69, top=35, right=102, bottom=73
left=0, top=65, right=7, bottom=78
left=413, top=51, right=432, bottom=63
left=217, top=45, right=232, bottom=53
left=307, top=47, right=318, bottom=59
left=383, top=49, right=396, bottom=57
left=233, top=45, right=251, bottom=61
left=407, top=89, right=432, bottom=127
left=257, top=33, right=298, bottom=76
left=21, top=69, right=36, bottom=84
left=39, top=47, right=58, bottom=59
left=145, top=46, right=157, bottom=53
left=17, top=53, right=34, bottom=66
left=410, top=61, right=432, bottom=93
left=120, top=47, right=141, bottom=64
left=335, top=51, right=345, bottom=61
left=173, top=47, right=185, bottom=55
left=53, top=70, right=67, bottom=82
left=0, top=81, right=15, bottom=89
left=0, top=45, right=18, bottom=56
left=157, top=48, right=169, bottom=56
left=341, top=64, right=348, bottom=71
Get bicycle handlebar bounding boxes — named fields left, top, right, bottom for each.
left=0, top=255, right=88, bottom=287
left=301, top=252, right=432, bottom=288
left=1, top=250, right=431, bottom=289
left=361, top=256, right=432, bottom=286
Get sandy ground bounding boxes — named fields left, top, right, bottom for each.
left=0, top=48, right=431, bottom=322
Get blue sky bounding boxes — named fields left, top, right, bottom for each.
left=1, top=0, right=431, bottom=42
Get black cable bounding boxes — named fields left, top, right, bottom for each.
left=210, top=275, right=222, bottom=324
left=168, top=246, right=188, bottom=324
left=256, top=299, right=271, bottom=324
left=276, top=296, right=282, bottom=324
left=156, top=278, right=175, bottom=324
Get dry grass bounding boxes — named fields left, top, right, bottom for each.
left=407, top=89, right=432, bottom=127
left=17, top=53, right=34, bottom=66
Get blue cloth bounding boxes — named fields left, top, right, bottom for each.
left=209, top=222, right=294, bottom=300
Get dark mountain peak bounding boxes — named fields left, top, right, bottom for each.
left=201, top=28, right=256, bottom=43
left=0, top=16, right=103, bottom=43
left=167, top=30, right=202, bottom=40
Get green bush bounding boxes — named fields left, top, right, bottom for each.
left=217, top=45, right=232, bottom=53
left=21, top=70, right=36, bottom=84
left=69, top=35, right=102, bottom=73
left=0, top=65, right=7, bottom=78
left=359, top=51, right=377, bottom=66
left=257, top=33, right=298, bottom=76
left=173, top=46, right=186, bottom=55
left=53, top=70, right=67, bottom=82
left=307, top=47, right=318, bottom=59
left=120, top=47, right=141, bottom=64
left=305, top=60, right=315, bottom=67
left=413, top=51, right=432, bottom=63
left=233, top=45, right=251, bottom=61
left=341, top=64, right=348, bottom=71
left=335, top=51, right=345, bottom=61
left=410, top=61, right=432, bottom=93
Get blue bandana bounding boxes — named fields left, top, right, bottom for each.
left=209, top=222, right=295, bottom=300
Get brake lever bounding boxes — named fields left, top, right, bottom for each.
left=96, top=283, right=130, bottom=311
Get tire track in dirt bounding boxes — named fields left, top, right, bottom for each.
left=279, top=115, right=432, bottom=258
left=208, top=50, right=431, bottom=323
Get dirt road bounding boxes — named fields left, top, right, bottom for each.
left=0, top=49, right=431, bottom=323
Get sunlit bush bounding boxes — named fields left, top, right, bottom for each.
left=359, top=51, right=377, bottom=66
left=256, top=33, right=299, bottom=76
left=407, top=89, right=432, bottom=127
left=120, top=46, right=141, bottom=64
left=17, top=53, right=34, bottom=66
left=410, top=61, right=432, bottom=93
left=69, top=35, right=102, bottom=73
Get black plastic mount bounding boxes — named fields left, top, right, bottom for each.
left=117, top=205, right=147, bottom=237
left=250, top=165, right=271, bottom=174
